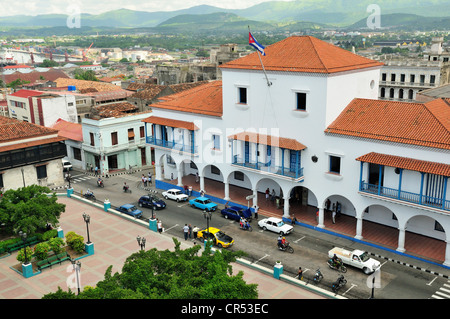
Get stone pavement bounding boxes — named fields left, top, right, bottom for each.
left=0, top=195, right=337, bottom=300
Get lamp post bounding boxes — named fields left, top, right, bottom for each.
left=136, top=235, right=146, bottom=250
left=71, top=260, right=81, bottom=294
left=18, top=231, right=29, bottom=265
left=203, top=210, right=212, bottom=233
left=82, top=213, right=91, bottom=244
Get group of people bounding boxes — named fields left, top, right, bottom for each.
left=277, top=234, right=289, bottom=249
left=141, top=173, right=152, bottom=187
left=183, top=224, right=199, bottom=240
left=239, top=217, right=250, bottom=230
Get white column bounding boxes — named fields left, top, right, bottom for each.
left=283, top=196, right=290, bottom=218
left=252, top=188, right=258, bottom=207
left=177, top=166, right=183, bottom=187
left=200, top=175, right=205, bottom=192
left=444, top=241, right=450, bottom=267
left=397, top=227, right=406, bottom=253
left=355, top=217, right=363, bottom=240
left=224, top=182, right=230, bottom=200
left=317, top=207, right=325, bottom=228
left=155, top=163, right=162, bottom=180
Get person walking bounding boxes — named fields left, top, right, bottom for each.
left=188, top=224, right=192, bottom=239
left=141, top=174, right=146, bottom=186
left=157, top=219, right=163, bottom=234
left=148, top=172, right=152, bottom=185
left=183, top=224, right=189, bottom=240
left=297, top=267, right=303, bottom=280
left=265, top=188, right=270, bottom=201
left=253, top=205, right=259, bottom=219
left=193, top=225, right=199, bottom=239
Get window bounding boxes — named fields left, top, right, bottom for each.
left=381, top=73, right=386, bottom=81
left=430, top=75, right=436, bottom=84
left=329, top=156, right=341, bottom=174
left=420, top=75, right=425, bottom=84
left=140, top=126, right=145, bottom=138
left=111, top=132, right=118, bottom=145
left=238, top=87, right=247, bottom=104
left=389, top=88, right=394, bottom=98
left=212, top=134, right=220, bottom=150
left=399, top=89, right=404, bottom=99
left=380, top=87, right=385, bottom=98
left=408, top=89, right=414, bottom=100
left=400, top=74, right=405, bottom=83
left=410, top=74, right=415, bottom=83
left=234, top=171, right=244, bottom=181
left=128, top=128, right=135, bottom=141
left=72, top=147, right=82, bottom=161
left=36, top=165, right=47, bottom=179
left=296, top=92, right=307, bottom=111
left=90, top=133, right=95, bottom=146
left=390, top=74, right=396, bottom=82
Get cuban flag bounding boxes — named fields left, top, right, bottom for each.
left=249, top=32, right=266, bottom=56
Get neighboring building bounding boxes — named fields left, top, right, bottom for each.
left=416, top=83, right=450, bottom=102
left=7, top=89, right=77, bottom=126
left=79, top=64, right=103, bottom=71
left=81, top=103, right=152, bottom=175
left=0, top=116, right=67, bottom=191
left=141, top=36, right=450, bottom=266
left=50, top=118, right=85, bottom=170
left=1, top=69, right=69, bottom=86
left=1, top=64, right=34, bottom=73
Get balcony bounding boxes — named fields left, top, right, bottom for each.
left=232, top=155, right=304, bottom=181
left=146, top=136, right=198, bottom=155
left=360, top=182, right=450, bottom=211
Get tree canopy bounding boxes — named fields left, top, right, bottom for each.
left=42, top=238, right=258, bottom=299
left=0, top=185, right=65, bottom=235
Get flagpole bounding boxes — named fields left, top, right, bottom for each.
left=248, top=26, right=272, bottom=87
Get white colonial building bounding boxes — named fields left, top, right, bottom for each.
left=142, top=36, right=450, bottom=266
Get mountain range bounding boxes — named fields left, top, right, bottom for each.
left=0, top=0, right=449, bottom=32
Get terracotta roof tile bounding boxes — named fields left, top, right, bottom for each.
left=54, top=78, right=123, bottom=93
left=0, top=136, right=67, bottom=153
left=356, top=152, right=450, bottom=177
left=94, top=102, right=138, bottom=118
left=151, top=81, right=223, bottom=117
left=142, top=116, right=199, bottom=131
left=3, top=69, right=69, bottom=85
left=50, top=118, right=83, bottom=142
left=220, top=36, right=383, bottom=74
left=228, top=131, right=306, bottom=151
left=9, top=89, right=43, bottom=98
left=325, top=98, right=450, bottom=150
left=0, top=115, right=59, bottom=143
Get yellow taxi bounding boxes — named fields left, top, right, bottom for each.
left=197, top=227, right=234, bottom=248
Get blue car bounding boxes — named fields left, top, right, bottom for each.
left=221, top=206, right=252, bottom=221
left=117, top=204, right=143, bottom=219
left=138, top=195, right=166, bottom=210
left=189, top=196, right=218, bottom=212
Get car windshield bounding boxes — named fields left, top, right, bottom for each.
left=203, top=199, right=211, bottom=204
left=152, top=196, right=160, bottom=201
left=276, top=221, right=285, bottom=227
left=128, top=206, right=137, bottom=212
left=173, top=190, right=181, bottom=195
left=359, top=252, right=370, bottom=262
left=215, top=231, right=231, bottom=242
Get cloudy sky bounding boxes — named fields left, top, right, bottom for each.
left=0, top=0, right=294, bottom=17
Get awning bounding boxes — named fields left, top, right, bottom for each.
left=142, top=116, right=199, bottom=131
left=128, top=131, right=135, bottom=138
left=356, top=152, right=450, bottom=177
left=228, top=131, right=306, bottom=151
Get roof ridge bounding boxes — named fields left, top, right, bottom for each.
left=308, top=36, right=329, bottom=73
left=423, top=98, right=450, bottom=132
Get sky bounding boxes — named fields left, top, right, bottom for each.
left=0, top=0, right=295, bottom=17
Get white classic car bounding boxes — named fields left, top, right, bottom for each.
left=258, top=217, right=293, bottom=235
left=162, top=188, right=189, bottom=202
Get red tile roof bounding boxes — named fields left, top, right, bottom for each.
left=228, top=131, right=306, bottom=151
left=3, top=64, right=33, bottom=69
left=142, top=116, right=199, bottom=131
left=220, top=36, right=384, bottom=74
left=356, top=152, right=450, bottom=177
left=9, top=89, right=43, bottom=98
left=0, top=115, right=61, bottom=144
left=325, top=98, right=450, bottom=150
left=151, top=81, right=223, bottom=117
left=2, top=69, right=69, bottom=85
left=50, top=118, right=83, bottom=142
left=0, top=136, right=67, bottom=153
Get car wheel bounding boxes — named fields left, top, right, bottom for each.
left=262, top=226, right=267, bottom=231
left=217, top=243, right=223, bottom=248
left=176, top=198, right=180, bottom=202
left=280, top=231, right=284, bottom=236
left=224, top=215, right=228, bottom=219
left=164, top=195, right=168, bottom=199
left=138, top=203, right=143, bottom=207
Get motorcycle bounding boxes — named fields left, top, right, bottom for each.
left=239, top=224, right=253, bottom=232
left=123, top=186, right=132, bottom=193
left=313, top=268, right=323, bottom=284
left=331, top=275, right=347, bottom=293
left=83, top=192, right=96, bottom=201
left=277, top=242, right=294, bottom=253
left=97, top=180, right=104, bottom=188
left=327, top=258, right=347, bottom=273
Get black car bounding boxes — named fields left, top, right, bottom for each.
left=138, top=195, right=166, bottom=210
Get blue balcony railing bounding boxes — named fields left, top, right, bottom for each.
left=232, top=156, right=303, bottom=180
left=360, top=182, right=450, bottom=211
left=146, top=136, right=198, bottom=154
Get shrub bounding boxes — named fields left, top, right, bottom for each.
left=16, top=246, right=33, bottom=263
left=42, top=229, right=58, bottom=241
left=34, top=242, right=51, bottom=261
left=48, top=237, right=65, bottom=254
left=65, top=231, right=85, bottom=254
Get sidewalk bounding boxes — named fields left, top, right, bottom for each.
left=0, top=195, right=335, bottom=300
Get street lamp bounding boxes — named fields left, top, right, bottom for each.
left=18, top=231, right=29, bottom=265
left=71, top=260, right=81, bottom=294
left=136, top=235, right=146, bottom=250
left=82, top=213, right=91, bottom=244
left=203, top=210, right=212, bottom=233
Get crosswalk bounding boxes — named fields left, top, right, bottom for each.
left=431, top=281, right=450, bottom=299
left=69, top=174, right=95, bottom=184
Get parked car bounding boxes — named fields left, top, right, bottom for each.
left=197, top=227, right=234, bottom=248
left=117, top=204, right=143, bottom=219
left=189, top=196, right=218, bottom=212
left=258, top=217, right=293, bottom=235
left=220, top=206, right=252, bottom=221
left=62, top=159, right=72, bottom=171
left=162, top=188, right=189, bottom=202
left=138, top=195, right=166, bottom=210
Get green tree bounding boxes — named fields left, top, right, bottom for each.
left=33, top=242, right=50, bottom=260
left=48, top=237, right=65, bottom=254
left=42, top=238, right=258, bottom=299
left=73, top=69, right=98, bottom=81
left=7, top=79, right=31, bottom=89
left=40, top=59, right=59, bottom=67
left=0, top=185, right=65, bottom=235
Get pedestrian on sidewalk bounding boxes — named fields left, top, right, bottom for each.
left=265, top=188, right=270, bottom=201
left=183, top=224, right=189, bottom=240
left=141, top=174, right=146, bottom=186
left=193, top=225, right=199, bottom=239
left=332, top=210, right=336, bottom=224
left=94, top=166, right=98, bottom=176
left=188, top=224, right=192, bottom=239
left=297, top=267, right=303, bottom=280
left=291, top=214, right=297, bottom=225
left=148, top=172, right=152, bottom=185
left=157, top=219, right=163, bottom=234
left=253, top=205, right=259, bottom=219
